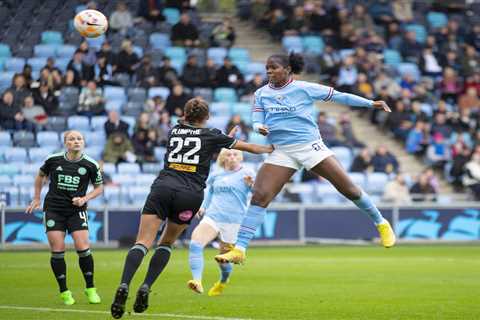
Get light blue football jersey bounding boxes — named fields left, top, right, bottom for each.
left=201, top=167, right=254, bottom=224
left=252, top=79, right=374, bottom=145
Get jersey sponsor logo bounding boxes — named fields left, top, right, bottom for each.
left=78, top=167, right=87, bottom=175
left=265, top=106, right=297, bottom=113
left=56, top=166, right=63, bottom=171
left=169, top=163, right=197, bottom=173
left=178, top=210, right=193, bottom=222
left=57, top=174, right=81, bottom=191
left=46, top=219, right=55, bottom=228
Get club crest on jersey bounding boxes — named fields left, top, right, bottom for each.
left=275, top=95, right=285, bottom=102
left=46, top=219, right=55, bottom=227
left=78, top=167, right=87, bottom=175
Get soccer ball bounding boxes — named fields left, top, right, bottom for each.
left=74, top=9, right=108, bottom=38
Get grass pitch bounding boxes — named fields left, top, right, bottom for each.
left=0, top=245, right=479, bottom=320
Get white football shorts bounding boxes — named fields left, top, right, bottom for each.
left=201, top=216, right=241, bottom=244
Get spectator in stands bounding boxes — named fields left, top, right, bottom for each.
left=202, top=58, right=218, bottom=88
left=132, top=129, right=156, bottom=163
left=420, top=47, right=443, bottom=78
left=157, top=111, right=172, bottom=146
left=461, top=45, right=479, bottom=77
left=114, top=40, right=140, bottom=77
left=406, top=121, right=430, bottom=156
left=94, top=56, right=114, bottom=87
left=318, top=45, right=341, bottom=79
left=431, top=113, right=452, bottom=139
left=338, top=112, right=365, bottom=148
left=215, top=57, right=244, bottom=90
left=464, top=73, right=480, bottom=96
left=386, top=22, right=402, bottom=50
left=457, top=87, right=480, bottom=112
left=440, top=67, right=462, bottom=103
left=104, top=110, right=129, bottom=138
left=77, top=80, right=105, bottom=116
left=165, top=83, right=191, bottom=117
left=368, top=0, right=394, bottom=26
left=96, top=41, right=116, bottom=66
left=0, top=90, right=33, bottom=131
left=392, top=0, right=413, bottom=23
left=21, top=95, right=47, bottom=127
left=63, top=70, right=77, bottom=87
left=410, top=172, right=437, bottom=202
left=423, top=167, right=440, bottom=193
left=103, top=132, right=135, bottom=164
left=10, top=74, right=31, bottom=108
left=450, top=145, right=471, bottom=189
left=351, top=4, right=374, bottom=34
left=317, top=112, right=343, bottom=147
left=137, top=0, right=165, bottom=25
left=171, top=13, right=200, bottom=47
left=267, top=8, right=287, bottom=40
left=337, top=56, right=358, bottom=92
left=22, top=64, right=33, bottom=87
left=371, top=145, right=399, bottom=174
left=67, top=50, right=93, bottom=86
left=383, top=174, right=411, bottom=204
left=157, top=57, right=179, bottom=88
left=426, top=133, right=450, bottom=169
left=226, top=114, right=249, bottom=141
left=109, top=1, right=134, bottom=36
left=33, top=82, right=59, bottom=116
left=463, top=147, right=480, bottom=200
left=210, top=17, right=236, bottom=47
left=181, top=55, right=206, bottom=90
left=354, top=73, right=374, bottom=100
left=38, top=68, right=63, bottom=92
left=78, top=41, right=97, bottom=67
left=283, top=6, right=307, bottom=36
left=386, top=100, right=413, bottom=140
left=136, top=54, right=158, bottom=88
left=134, top=112, right=154, bottom=136
left=144, top=95, right=166, bottom=120
left=400, top=31, right=422, bottom=64
left=241, top=73, right=266, bottom=99
left=350, top=148, right=372, bottom=173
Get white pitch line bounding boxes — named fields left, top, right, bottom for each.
left=0, top=305, right=254, bottom=320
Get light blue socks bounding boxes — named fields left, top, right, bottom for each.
left=219, top=262, right=232, bottom=283
left=352, top=191, right=385, bottom=225
left=188, top=241, right=204, bottom=281
left=236, top=205, right=266, bottom=251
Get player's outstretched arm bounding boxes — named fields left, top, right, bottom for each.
left=329, top=90, right=391, bottom=112
left=233, top=141, right=273, bottom=154
left=26, top=172, right=45, bottom=214
left=72, top=184, right=104, bottom=207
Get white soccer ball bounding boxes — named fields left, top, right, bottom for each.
left=74, top=9, right=108, bottom=38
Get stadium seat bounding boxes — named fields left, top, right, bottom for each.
left=28, top=147, right=52, bottom=163
left=105, top=100, right=123, bottom=113
left=27, top=57, right=47, bottom=72
left=86, top=34, right=105, bottom=50
left=193, top=88, right=213, bottom=102
left=154, top=147, right=167, bottom=162
left=282, top=36, right=303, bottom=53
left=383, top=49, right=402, bottom=66
left=21, top=163, right=42, bottom=175
left=103, top=86, right=126, bottom=102
left=405, top=24, right=427, bottom=43
left=2, top=186, right=20, bottom=206
left=34, top=44, right=57, bottom=58
left=427, top=12, right=448, bottom=29
left=4, top=57, right=26, bottom=72
left=210, top=102, right=231, bottom=116
left=232, top=102, right=252, bottom=124
left=228, top=48, right=250, bottom=62
left=0, top=71, right=15, bottom=90
left=0, top=163, right=20, bottom=176
left=170, top=58, right=185, bottom=73
left=330, top=147, right=352, bottom=170
left=135, top=174, right=156, bottom=186
left=148, top=86, right=170, bottom=100
left=67, top=116, right=90, bottom=131
left=348, top=173, right=366, bottom=189
left=47, top=116, right=67, bottom=132
left=13, top=131, right=36, bottom=148
left=56, top=44, right=76, bottom=58
left=111, top=174, right=136, bottom=186
left=316, top=183, right=346, bottom=204
left=123, top=102, right=143, bottom=117
left=90, top=116, right=108, bottom=132
left=164, top=47, right=186, bottom=61
left=41, top=31, right=63, bottom=44
left=366, top=172, right=389, bottom=195
left=207, top=116, right=230, bottom=131
left=104, top=185, right=121, bottom=206
left=288, top=183, right=316, bottom=203
left=142, top=162, right=163, bottom=174
left=0, top=175, right=12, bottom=187
left=13, top=174, right=34, bottom=187
left=127, top=87, right=147, bottom=103
left=163, top=7, right=180, bottom=25
left=397, top=63, right=421, bottom=82
left=83, top=131, right=106, bottom=147
left=118, top=163, right=141, bottom=174
left=84, top=146, right=103, bottom=160
left=0, top=43, right=11, bottom=57
left=128, top=186, right=150, bottom=205
left=302, top=36, right=324, bottom=55
left=0, top=132, right=12, bottom=146
left=102, top=162, right=117, bottom=176
left=214, top=87, right=237, bottom=102
left=55, top=58, right=71, bottom=72
left=339, top=49, right=355, bottom=60
left=246, top=62, right=266, bottom=78
left=207, top=47, right=228, bottom=65
left=149, top=33, right=171, bottom=49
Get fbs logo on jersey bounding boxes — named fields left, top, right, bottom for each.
left=56, top=166, right=63, bottom=171
left=78, top=167, right=87, bottom=175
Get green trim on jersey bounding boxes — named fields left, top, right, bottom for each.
left=45, top=151, right=64, bottom=161
left=83, top=154, right=100, bottom=168
left=63, top=152, right=85, bottom=163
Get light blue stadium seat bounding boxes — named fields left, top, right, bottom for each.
left=41, top=31, right=63, bottom=45
left=208, top=47, right=228, bottom=65
left=86, top=34, right=105, bottom=50
left=366, top=172, right=389, bottom=195
left=34, top=44, right=57, bottom=58
left=118, top=163, right=141, bottom=174
left=0, top=43, right=11, bottom=57
left=128, top=186, right=150, bottom=205
left=56, top=44, right=76, bottom=58
left=193, top=88, right=213, bottom=102
left=288, top=183, right=316, bottom=203
left=163, top=7, right=180, bottom=25
left=21, top=163, right=42, bottom=175
left=339, top=49, right=355, bottom=60
left=331, top=147, right=352, bottom=170
left=0, top=132, right=11, bottom=146
left=0, top=163, right=20, bottom=176
left=104, top=186, right=121, bottom=206
left=170, top=58, right=185, bottom=73
left=427, top=12, right=448, bottom=29
left=0, top=71, right=15, bottom=90
left=105, top=100, right=123, bottom=113
left=149, top=33, right=171, bottom=49
left=405, top=24, right=427, bottom=43
left=4, top=57, right=26, bottom=72
left=228, top=48, right=250, bottom=62
left=246, top=62, right=266, bottom=77
left=397, top=63, right=421, bottom=82
left=121, top=116, right=136, bottom=136
left=348, top=172, right=366, bottom=189
left=148, top=86, right=170, bottom=100
left=142, top=162, right=163, bottom=174
left=67, top=116, right=90, bottom=131
left=282, top=36, right=303, bottom=53
left=104, top=86, right=126, bottom=101
left=316, top=183, right=346, bottom=204
left=27, top=57, right=47, bottom=72
left=214, top=87, right=237, bottom=102
left=127, top=87, right=147, bottom=103
left=83, top=131, right=106, bottom=147
left=231, top=102, right=251, bottom=124
left=88, top=195, right=105, bottom=208
left=28, top=147, right=52, bottom=163
left=248, top=132, right=268, bottom=145
left=1, top=186, right=19, bottom=205
left=90, top=116, right=108, bottom=131
left=84, top=146, right=103, bottom=160
left=55, top=58, right=70, bottom=72
left=102, top=162, right=116, bottom=176
left=13, top=131, right=36, bottom=148
left=232, top=60, right=249, bottom=74
left=302, top=36, right=324, bottom=55
left=5, top=147, right=28, bottom=162
left=154, top=147, right=167, bottom=162
left=210, top=102, right=231, bottom=116
left=383, top=49, right=402, bottom=66
left=111, top=174, right=136, bottom=186
left=13, top=174, right=35, bottom=187
left=0, top=175, right=12, bottom=187
left=164, top=47, right=186, bottom=61
left=207, top=116, right=230, bottom=131
left=135, top=174, right=156, bottom=186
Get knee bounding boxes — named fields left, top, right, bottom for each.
left=251, top=188, right=273, bottom=207
left=341, top=185, right=362, bottom=200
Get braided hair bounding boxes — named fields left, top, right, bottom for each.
left=184, top=98, right=209, bottom=124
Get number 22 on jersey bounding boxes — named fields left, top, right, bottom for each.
left=168, top=137, right=202, bottom=172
